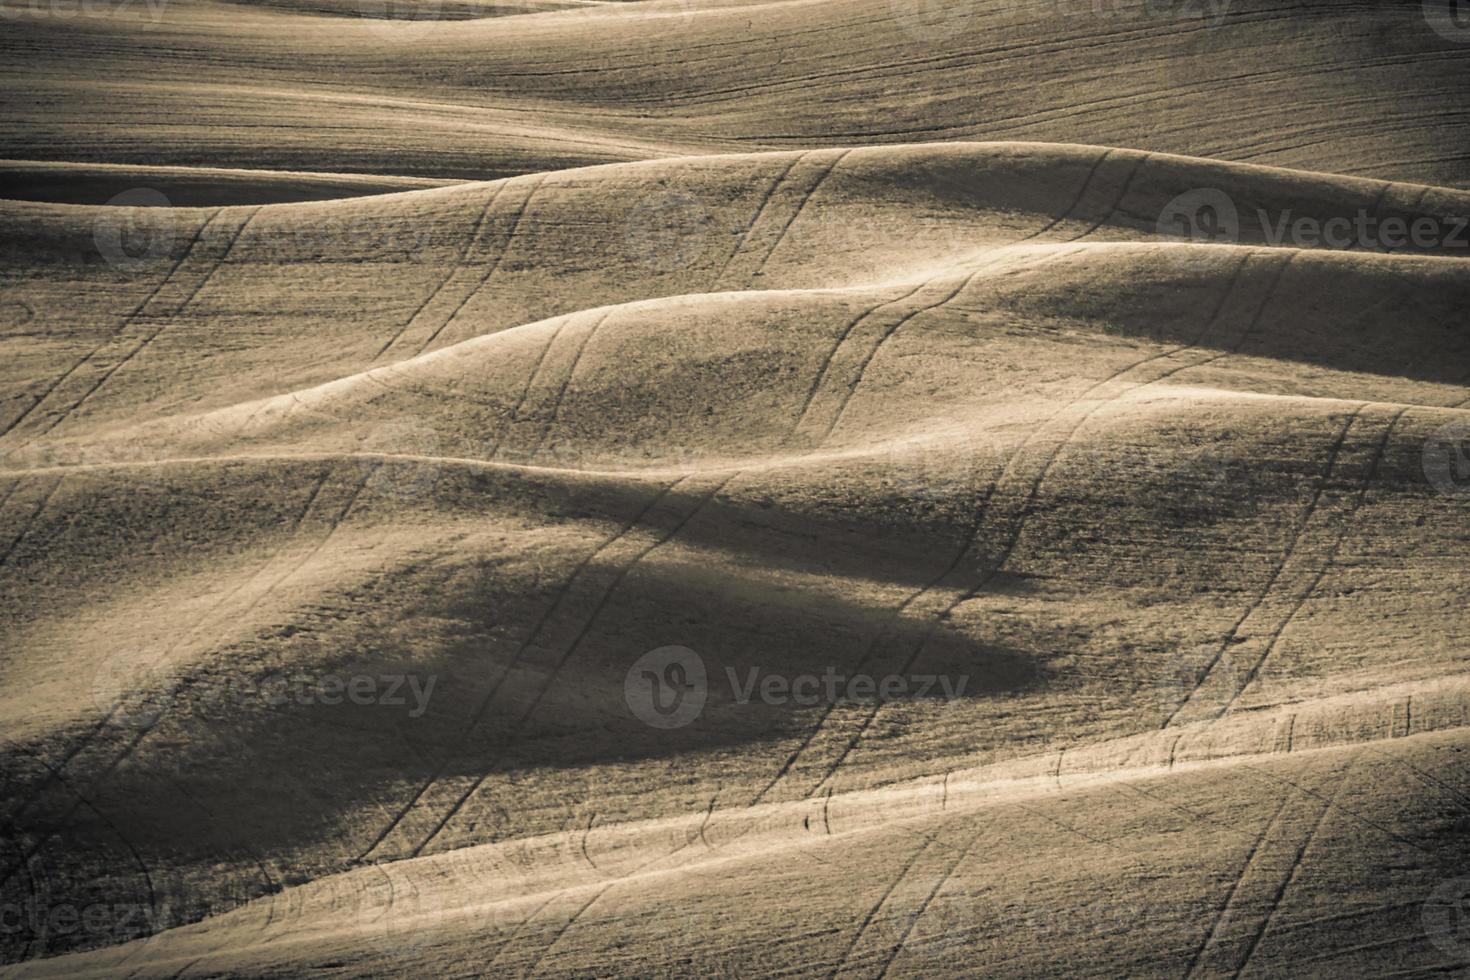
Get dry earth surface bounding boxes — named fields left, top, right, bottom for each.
left=1, top=0, right=1469, bottom=977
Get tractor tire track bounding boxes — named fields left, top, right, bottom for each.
left=0, top=209, right=219, bottom=445
left=816, top=151, right=1152, bottom=441
left=410, top=473, right=735, bottom=857
left=1162, top=400, right=1370, bottom=728
left=826, top=835, right=938, bottom=979
left=711, top=152, right=807, bottom=289
left=1181, top=790, right=1295, bottom=979
left=1217, top=405, right=1409, bottom=716
left=743, top=148, right=852, bottom=285
left=355, top=474, right=686, bottom=861
left=776, top=250, right=1270, bottom=799
left=371, top=181, right=506, bottom=362
left=0, top=464, right=361, bottom=891
left=413, top=175, right=546, bottom=357
left=28, top=208, right=259, bottom=442
left=1230, top=756, right=1357, bottom=979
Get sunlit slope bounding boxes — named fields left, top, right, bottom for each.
left=1, top=0, right=1467, bottom=182
left=3, top=143, right=1467, bottom=440
left=8, top=726, right=1470, bottom=977
left=0, top=144, right=1467, bottom=967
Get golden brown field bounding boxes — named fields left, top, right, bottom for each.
left=2, top=0, right=1469, bottom=976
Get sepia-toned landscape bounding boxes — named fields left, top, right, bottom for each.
left=1, top=0, right=1468, bottom=975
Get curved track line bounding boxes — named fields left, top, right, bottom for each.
left=1161, top=401, right=1369, bottom=728
left=355, top=475, right=683, bottom=860
left=1181, top=789, right=1295, bottom=979
left=820, top=151, right=1151, bottom=440
left=826, top=835, right=938, bottom=979
left=777, top=251, right=1263, bottom=799
left=413, top=175, right=547, bottom=358
left=0, top=209, right=219, bottom=445
left=409, top=474, right=734, bottom=857
left=1217, top=406, right=1408, bottom=715
left=35, top=208, right=260, bottom=439
left=871, top=826, right=984, bottom=979
left=744, top=148, right=852, bottom=284
left=0, top=475, right=61, bottom=569
left=527, top=309, right=613, bottom=462
left=371, top=181, right=506, bottom=362
left=1230, top=756, right=1356, bottom=979
left=711, top=152, right=807, bottom=289
left=0, top=466, right=332, bottom=840
left=0, top=464, right=368, bottom=893
left=515, top=883, right=612, bottom=979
